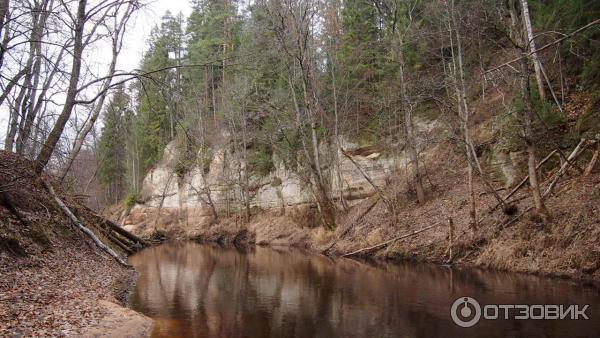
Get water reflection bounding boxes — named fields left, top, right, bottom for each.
left=128, top=242, right=599, bottom=338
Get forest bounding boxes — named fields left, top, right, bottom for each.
left=88, top=0, right=599, bottom=229
left=0, top=0, right=597, bottom=225
left=0, top=0, right=600, bottom=336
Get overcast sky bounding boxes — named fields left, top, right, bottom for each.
left=118, top=0, right=193, bottom=71
left=0, top=0, right=193, bottom=147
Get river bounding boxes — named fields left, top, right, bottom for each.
left=128, top=242, right=599, bottom=338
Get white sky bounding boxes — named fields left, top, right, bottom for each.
left=117, top=0, right=193, bottom=71
left=0, top=0, right=193, bottom=147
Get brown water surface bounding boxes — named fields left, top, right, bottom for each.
left=128, top=242, right=600, bottom=338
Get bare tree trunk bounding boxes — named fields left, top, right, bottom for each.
left=0, top=0, right=12, bottom=70
left=399, top=58, right=425, bottom=203
left=15, top=0, right=52, bottom=154
left=59, top=3, right=133, bottom=180
left=0, top=0, right=9, bottom=33
left=520, top=0, right=546, bottom=100
left=5, top=30, right=38, bottom=151
left=35, top=0, right=86, bottom=174
left=18, top=46, right=67, bottom=156
left=330, top=53, right=348, bottom=210
left=519, top=54, right=550, bottom=222
left=289, top=76, right=335, bottom=228
left=6, top=84, right=29, bottom=151
left=239, top=106, right=251, bottom=223
left=447, top=0, right=477, bottom=228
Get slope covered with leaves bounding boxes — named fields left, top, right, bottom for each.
left=0, top=151, right=149, bottom=337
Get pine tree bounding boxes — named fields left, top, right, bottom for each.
left=136, top=12, right=185, bottom=173
left=98, top=86, right=131, bottom=202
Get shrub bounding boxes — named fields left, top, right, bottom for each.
left=124, top=192, right=138, bottom=212
left=248, top=143, right=274, bottom=177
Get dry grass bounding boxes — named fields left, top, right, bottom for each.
left=183, top=141, right=600, bottom=281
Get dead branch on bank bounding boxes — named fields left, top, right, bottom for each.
left=543, top=139, right=590, bottom=197
left=341, top=149, right=393, bottom=211
left=321, top=196, right=381, bottom=254
left=584, top=143, right=599, bottom=176
left=489, top=149, right=558, bottom=213
left=342, top=222, right=440, bottom=257
left=43, top=179, right=130, bottom=267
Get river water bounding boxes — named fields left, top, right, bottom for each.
left=128, top=242, right=599, bottom=338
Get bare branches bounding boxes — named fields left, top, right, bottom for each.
left=484, top=18, right=600, bottom=75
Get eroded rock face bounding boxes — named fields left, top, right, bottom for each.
left=491, top=148, right=526, bottom=189
left=121, top=115, right=445, bottom=237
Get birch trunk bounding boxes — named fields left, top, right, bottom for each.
left=520, top=0, right=546, bottom=100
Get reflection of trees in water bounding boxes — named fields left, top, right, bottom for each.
left=129, top=243, right=600, bottom=338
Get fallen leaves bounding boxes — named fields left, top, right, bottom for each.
left=0, top=238, right=133, bottom=337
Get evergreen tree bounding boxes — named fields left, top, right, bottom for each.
left=338, top=0, right=388, bottom=137
left=98, top=86, right=131, bottom=202
left=136, top=12, right=185, bottom=173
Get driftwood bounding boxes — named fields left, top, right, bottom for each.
left=342, top=223, right=439, bottom=257
left=43, top=180, right=130, bottom=267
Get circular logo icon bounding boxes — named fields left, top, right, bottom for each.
left=451, top=297, right=481, bottom=327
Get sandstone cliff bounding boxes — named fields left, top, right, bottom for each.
left=123, top=137, right=404, bottom=237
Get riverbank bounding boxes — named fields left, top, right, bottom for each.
left=142, top=144, right=600, bottom=282
left=0, top=237, right=152, bottom=337
left=0, top=151, right=152, bottom=337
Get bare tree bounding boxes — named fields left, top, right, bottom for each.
left=59, top=1, right=136, bottom=180
left=267, top=0, right=336, bottom=227
left=520, top=0, right=546, bottom=101
left=34, top=0, right=87, bottom=173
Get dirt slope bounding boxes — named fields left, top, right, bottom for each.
left=0, top=151, right=152, bottom=337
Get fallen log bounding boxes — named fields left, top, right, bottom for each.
left=342, top=223, right=439, bottom=257
left=489, top=149, right=557, bottom=213
left=322, top=196, right=381, bottom=254
left=43, top=180, right=130, bottom=267
left=79, top=204, right=149, bottom=247
left=100, top=218, right=149, bottom=247
left=106, top=231, right=135, bottom=255
left=543, top=139, right=588, bottom=197
left=341, top=149, right=392, bottom=210
left=584, top=144, right=599, bottom=176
